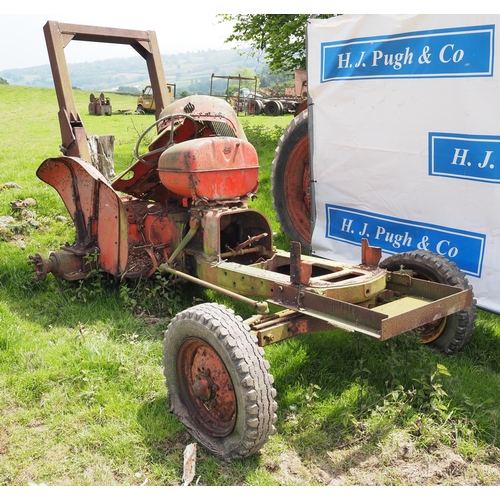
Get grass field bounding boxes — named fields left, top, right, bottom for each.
left=0, top=84, right=500, bottom=486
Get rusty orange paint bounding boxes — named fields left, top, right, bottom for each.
left=176, top=338, right=236, bottom=437
left=37, top=156, right=128, bottom=276
left=158, top=136, right=259, bottom=201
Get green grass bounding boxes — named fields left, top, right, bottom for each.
left=1, top=84, right=500, bottom=486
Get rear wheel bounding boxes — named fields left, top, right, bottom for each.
left=163, top=303, right=277, bottom=461
left=271, top=109, right=311, bottom=251
left=264, top=100, right=282, bottom=116
left=255, top=99, right=263, bottom=115
left=379, top=251, right=476, bottom=354
left=247, top=99, right=263, bottom=115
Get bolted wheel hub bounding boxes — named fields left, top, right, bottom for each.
left=177, top=338, right=237, bottom=437
left=192, top=371, right=216, bottom=401
left=415, top=317, right=447, bottom=344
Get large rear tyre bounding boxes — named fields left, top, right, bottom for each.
left=247, top=99, right=263, bottom=115
left=163, top=303, right=277, bottom=461
left=379, top=251, right=476, bottom=354
left=264, top=100, right=282, bottom=116
left=271, top=109, right=311, bottom=251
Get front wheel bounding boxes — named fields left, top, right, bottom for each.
left=163, top=303, right=277, bottom=461
left=380, top=251, right=476, bottom=354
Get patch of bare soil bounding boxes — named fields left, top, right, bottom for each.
left=263, top=433, right=500, bottom=486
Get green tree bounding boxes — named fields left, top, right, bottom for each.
left=218, top=14, right=336, bottom=74
left=116, top=86, right=140, bottom=95
left=0, top=77, right=9, bottom=85
left=228, top=67, right=260, bottom=94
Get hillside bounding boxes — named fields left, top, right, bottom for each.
left=0, top=48, right=264, bottom=94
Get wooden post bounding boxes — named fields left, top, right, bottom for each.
left=88, top=135, right=115, bottom=181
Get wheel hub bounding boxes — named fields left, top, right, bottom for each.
left=192, top=370, right=216, bottom=401
left=177, top=338, right=237, bottom=437
left=416, top=317, right=447, bottom=344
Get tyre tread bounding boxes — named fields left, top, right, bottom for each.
left=271, top=109, right=310, bottom=250
left=163, top=302, right=277, bottom=461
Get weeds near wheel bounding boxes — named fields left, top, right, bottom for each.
left=119, top=271, right=184, bottom=317
left=56, top=254, right=185, bottom=319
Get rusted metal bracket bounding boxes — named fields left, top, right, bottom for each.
left=43, top=21, right=169, bottom=161
left=361, top=238, right=382, bottom=267
left=245, top=309, right=332, bottom=346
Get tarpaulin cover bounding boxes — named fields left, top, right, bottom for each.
left=307, top=14, right=500, bottom=312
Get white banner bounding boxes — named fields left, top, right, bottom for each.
left=307, top=14, right=500, bottom=312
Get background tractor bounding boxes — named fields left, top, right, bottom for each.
left=136, top=83, right=176, bottom=114
left=29, top=21, right=476, bottom=461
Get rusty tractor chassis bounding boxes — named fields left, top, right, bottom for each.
left=30, top=21, right=474, bottom=461
left=33, top=20, right=473, bottom=353
left=160, top=239, right=472, bottom=345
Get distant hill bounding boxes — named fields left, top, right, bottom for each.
left=0, top=48, right=265, bottom=95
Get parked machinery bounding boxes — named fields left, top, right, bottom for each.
left=30, top=21, right=476, bottom=461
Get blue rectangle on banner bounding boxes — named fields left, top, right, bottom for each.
left=429, top=132, right=500, bottom=183
left=325, top=205, right=485, bottom=277
left=321, top=25, right=494, bottom=81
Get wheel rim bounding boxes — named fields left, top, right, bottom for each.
left=283, top=134, right=311, bottom=244
left=406, top=269, right=448, bottom=344
left=266, top=102, right=279, bottom=116
left=176, top=337, right=236, bottom=437
left=415, top=317, right=447, bottom=344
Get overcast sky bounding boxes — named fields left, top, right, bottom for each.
left=1, top=3, right=496, bottom=72
left=0, top=12, right=236, bottom=71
